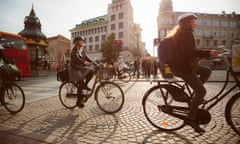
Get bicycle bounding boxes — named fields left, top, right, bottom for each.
left=58, top=64, right=125, bottom=114
left=142, top=48, right=240, bottom=135
left=0, top=64, right=25, bottom=114
left=101, top=65, right=131, bottom=83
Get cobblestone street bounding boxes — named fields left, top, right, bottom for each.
left=0, top=71, right=239, bottom=144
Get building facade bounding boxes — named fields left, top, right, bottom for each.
left=70, top=0, right=147, bottom=62
left=157, top=0, right=240, bottom=51
left=47, top=35, right=70, bottom=70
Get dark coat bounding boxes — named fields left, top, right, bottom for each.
left=170, top=30, right=210, bottom=73
left=70, top=47, right=93, bottom=80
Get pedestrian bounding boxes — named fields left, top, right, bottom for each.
left=167, top=13, right=218, bottom=133
left=134, top=57, right=140, bottom=78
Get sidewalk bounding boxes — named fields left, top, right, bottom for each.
left=0, top=70, right=239, bottom=144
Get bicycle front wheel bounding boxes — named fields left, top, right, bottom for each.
left=225, top=93, right=240, bottom=136
left=95, top=81, right=124, bottom=114
left=2, top=83, right=25, bottom=114
left=59, top=82, right=78, bottom=109
left=119, top=71, right=131, bottom=83
left=142, top=85, right=185, bottom=131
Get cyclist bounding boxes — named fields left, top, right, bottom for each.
left=70, top=36, right=96, bottom=107
left=166, top=13, right=218, bottom=133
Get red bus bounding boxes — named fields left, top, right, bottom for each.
left=0, top=31, right=31, bottom=77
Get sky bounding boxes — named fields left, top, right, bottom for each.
left=0, top=0, right=239, bottom=56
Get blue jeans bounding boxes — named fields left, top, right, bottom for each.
left=171, top=66, right=211, bottom=121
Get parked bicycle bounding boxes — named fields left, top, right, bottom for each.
left=0, top=64, right=25, bottom=114
left=101, top=65, right=131, bottom=83
left=142, top=48, right=240, bottom=135
left=57, top=64, right=125, bottom=114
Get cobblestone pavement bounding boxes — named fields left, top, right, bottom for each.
left=0, top=72, right=239, bottom=144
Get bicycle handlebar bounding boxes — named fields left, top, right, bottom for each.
left=218, top=45, right=231, bottom=67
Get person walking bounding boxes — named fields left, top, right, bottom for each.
left=167, top=13, right=218, bottom=133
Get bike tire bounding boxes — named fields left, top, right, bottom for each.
left=119, top=71, right=131, bottom=83
left=2, top=83, right=25, bottom=114
left=59, top=82, right=78, bottom=109
left=225, top=93, right=240, bottom=136
left=142, top=85, right=185, bottom=131
left=95, top=81, right=124, bottom=114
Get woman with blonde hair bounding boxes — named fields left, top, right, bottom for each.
left=167, top=13, right=218, bottom=133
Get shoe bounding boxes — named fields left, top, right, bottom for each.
left=76, top=99, right=84, bottom=108
left=185, top=118, right=205, bottom=133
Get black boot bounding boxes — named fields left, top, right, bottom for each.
left=185, top=118, right=205, bottom=133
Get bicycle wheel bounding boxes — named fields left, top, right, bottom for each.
left=95, top=81, right=124, bottom=114
left=2, top=83, right=25, bottom=114
left=225, top=93, right=240, bottom=136
left=119, top=71, right=131, bottom=83
left=142, top=85, right=185, bottom=131
left=59, top=82, right=78, bottom=109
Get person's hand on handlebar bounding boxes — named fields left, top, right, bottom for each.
left=84, top=61, right=91, bottom=66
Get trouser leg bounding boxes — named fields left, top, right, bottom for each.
left=197, top=66, right=211, bottom=83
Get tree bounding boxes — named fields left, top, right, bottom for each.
left=100, top=33, right=118, bottom=63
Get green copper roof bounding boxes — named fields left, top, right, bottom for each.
left=75, top=15, right=107, bottom=28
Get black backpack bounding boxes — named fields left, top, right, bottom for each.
left=157, top=37, right=174, bottom=78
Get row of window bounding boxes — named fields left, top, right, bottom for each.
left=72, top=26, right=107, bottom=38
left=83, top=44, right=100, bottom=52
left=159, top=18, right=238, bottom=28
left=195, top=39, right=233, bottom=48
left=111, top=12, right=124, bottom=21
left=159, top=29, right=236, bottom=38
left=111, top=22, right=124, bottom=30
left=195, top=29, right=236, bottom=37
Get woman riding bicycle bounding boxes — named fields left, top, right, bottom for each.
left=166, top=13, right=218, bottom=133
left=70, top=36, right=97, bottom=107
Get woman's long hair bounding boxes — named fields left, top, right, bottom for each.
left=166, top=20, right=193, bottom=48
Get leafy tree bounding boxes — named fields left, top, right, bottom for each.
left=100, top=33, right=118, bottom=63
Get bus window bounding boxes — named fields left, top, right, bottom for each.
left=0, top=31, right=31, bottom=77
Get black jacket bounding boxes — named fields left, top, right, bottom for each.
left=70, top=47, right=92, bottom=71
left=170, top=30, right=210, bottom=73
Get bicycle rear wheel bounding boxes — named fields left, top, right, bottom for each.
left=119, top=71, right=131, bottom=83
left=95, top=81, right=124, bottom=114
left=142, top=85, right=185, bottom=131
left=225, top=93, right=240, bottom=136
left=2, top=83, right=25, bottom=114
left=59, top=82, right=78, bottom=109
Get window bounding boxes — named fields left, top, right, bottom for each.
left=101, top=35, right=106, bottom=41
left=89, top=45, right=93, bottom=51
left=95, top=36, right=99, bottom=42
left=119, top=32, right=124, bottom=38
left=204, top=20, right=211, bottom=26
left=95, top=44, right=99, bottom=51
left=111, top=24, right=115, bottom=30
left=111, top=14, right=116, bottom=21
left=221, top=21, right=228, bottom=27
left=119, top=13, right=124, bottom=19
left=221, top=31, right=228, bottom=37
left=214, top=40, right=218, bottom=46
left=196, top=39, right=200, bottom=46
left=222, top=40, right=226, bottom=45
left=89, top=37, right=93, bottom=43
left=119, top=22, right=124, bottom=29
left=206, top=40, right=210, bottom=47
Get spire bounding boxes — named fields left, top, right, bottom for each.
left=29, top=3, right=36, bottom=16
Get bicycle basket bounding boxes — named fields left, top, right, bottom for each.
left=0, top=64, right=19, bottom=81
left=57, top=68, right=69, bottom=82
